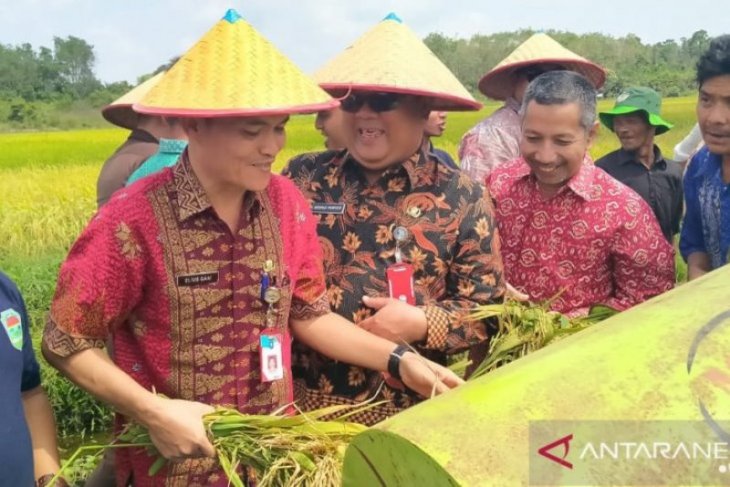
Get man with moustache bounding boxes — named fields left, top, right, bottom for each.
left=488, top=71, right=674, bottom=317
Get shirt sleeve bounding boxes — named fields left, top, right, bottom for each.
left=13, top=284, right=41, bottom=392
left=287, top=188, right=330, bottom=321
left=43, top=209, right=147, bottom=358
left=607, top=197, right=675, bottom=310
left=421, top=178, right=506, bottom=353
left=679, top=157, right=706, bottom=261
left=459, top=122, right=520, bottom=186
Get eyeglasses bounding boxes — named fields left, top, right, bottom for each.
left=340, top=92, right=403, bottom=113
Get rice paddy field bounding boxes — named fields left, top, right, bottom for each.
left=0, top=95, right=697, bottom=481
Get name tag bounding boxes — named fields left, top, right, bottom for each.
left=177, top=271, right=219, bottom=287
left=311, top=202, right=346, bottom=215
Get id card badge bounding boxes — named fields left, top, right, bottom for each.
left=260, top=331, right=285, bottom=382
left=386, top=262, right=415, bottom=305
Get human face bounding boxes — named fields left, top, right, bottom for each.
left=424, top=111, right=447, bottom=137
left=341, top=92, right=428, bottom=176
left=184, top=116, right=287, bottom=192
left=315, top=108, right=348, bottom=150
left=612, top=113, right=654, bottom=152
left=520, top=101, right=597, bottom=195
left=697, top=74, right=730, bottom=156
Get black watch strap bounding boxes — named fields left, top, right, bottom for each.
left=387, top=344, right=410, bottom=381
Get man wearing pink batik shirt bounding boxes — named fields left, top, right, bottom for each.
left=488, top=71, right=675, bottom=317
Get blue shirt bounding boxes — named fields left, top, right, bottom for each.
left=126, top=138, right=187, bottom=186
left=679, top=147, right=730, bottom=270
left=427, top=141, right=458, bottom=170
left=0, top=271, right=40, bottom=486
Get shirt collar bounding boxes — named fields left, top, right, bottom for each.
left=514, top=155, right=597, bottom=201
left=173, top=151, right=262, bottom=221
left=159, top=138, right=188, bottom=154
left=337, top=149, right=426, bottom=189
left=617, top=145, right=666, bottom=168
left=692, top=147, right=725, bottom=180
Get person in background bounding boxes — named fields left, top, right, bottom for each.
left=459, top=33, right=606, bottom=184
left=422, top=110, right=458, bottom=169
left=680, top=34, right=730, bottom=280
left=488, top=71, right=674, bottom=317
left=126, top=137, right=188, bottom=186
left=314, top=107, right=349, bottom=150
left=1, top=271, right=66, bottom=487
left=596, top=87, right=682, bottom=242
left=96, top=72, right=186, bottom=207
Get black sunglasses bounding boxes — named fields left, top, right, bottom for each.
left=340, top=92, right=403, bottom=113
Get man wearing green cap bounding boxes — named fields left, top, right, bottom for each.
left=596, top=87, right=683, bottom=242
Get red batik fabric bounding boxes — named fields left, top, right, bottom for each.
left=488, top=158, right=675, bottom=316
left=43, top=154, right=328, bottom=486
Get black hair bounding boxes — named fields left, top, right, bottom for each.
left=696, top=35, right=730, bottom=87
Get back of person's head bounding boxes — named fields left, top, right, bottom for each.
left=696, top=35, right=730, bottom=87
left=521, top=70, right=597, bottom=132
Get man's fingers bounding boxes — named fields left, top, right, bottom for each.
left=362, top=295, right=391, bottom=310
left=199, top=439, right=216, bottom=458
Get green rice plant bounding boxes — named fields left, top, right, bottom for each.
left=55, top=403, right=373, bottom=487
left=463, top=301, right=617, bottom=380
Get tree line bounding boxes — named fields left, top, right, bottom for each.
left=424, top=29, right=713, bottom=97
left=0, top=29, right=713, bottom=128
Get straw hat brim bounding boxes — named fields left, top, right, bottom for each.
left=478, top=58, right=607, bottom=101
left=133, top=99, right=340, bottom=118
left=319, top=83, right=482, bottom=111
left=599, top=106, right=673, bottom=135
left=102, top=104, right=138, bottom=130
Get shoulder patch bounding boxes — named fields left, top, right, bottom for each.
left=1, top=308, right=23, bottom=351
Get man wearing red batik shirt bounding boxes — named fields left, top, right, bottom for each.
left=488, top=71, right=675, bottom=316
left=41, top=10, right=459, bottom=487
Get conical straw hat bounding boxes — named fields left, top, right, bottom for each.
left=134, top=9, right=337, bottom=117
left=478, top=33, right=606, bottom=101
left=314, top=13, right=481, bottom=111
left=102, top=73, right=165, bottom=130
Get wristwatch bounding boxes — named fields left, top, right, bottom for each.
left=387, top=344, right=410, bottom=380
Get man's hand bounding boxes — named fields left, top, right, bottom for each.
left=142, top=397, right=216, bottom=461
left=359, top=296, right=427, bottom=344
left=398, top=352, right=464, bottom=397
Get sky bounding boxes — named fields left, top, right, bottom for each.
left=0, top=0, right=726, bottom=84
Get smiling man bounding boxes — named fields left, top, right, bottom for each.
left=680, top=34, right=730, bottom=280
left=595, top=87, right=682, bottom=242
left=488, top=71, right=674, bottom=316
left=41, top=11, right=460, bottom=486
left=284, top=14, right=504, bottom=425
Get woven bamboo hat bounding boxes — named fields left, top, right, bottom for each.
left=314, top=13, right=481, bottom=111
left=134, top=9, right=337, bottom=117
left=102, top=73, right=165, bottom=129
left=478, top=33, right=606, bottom=101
